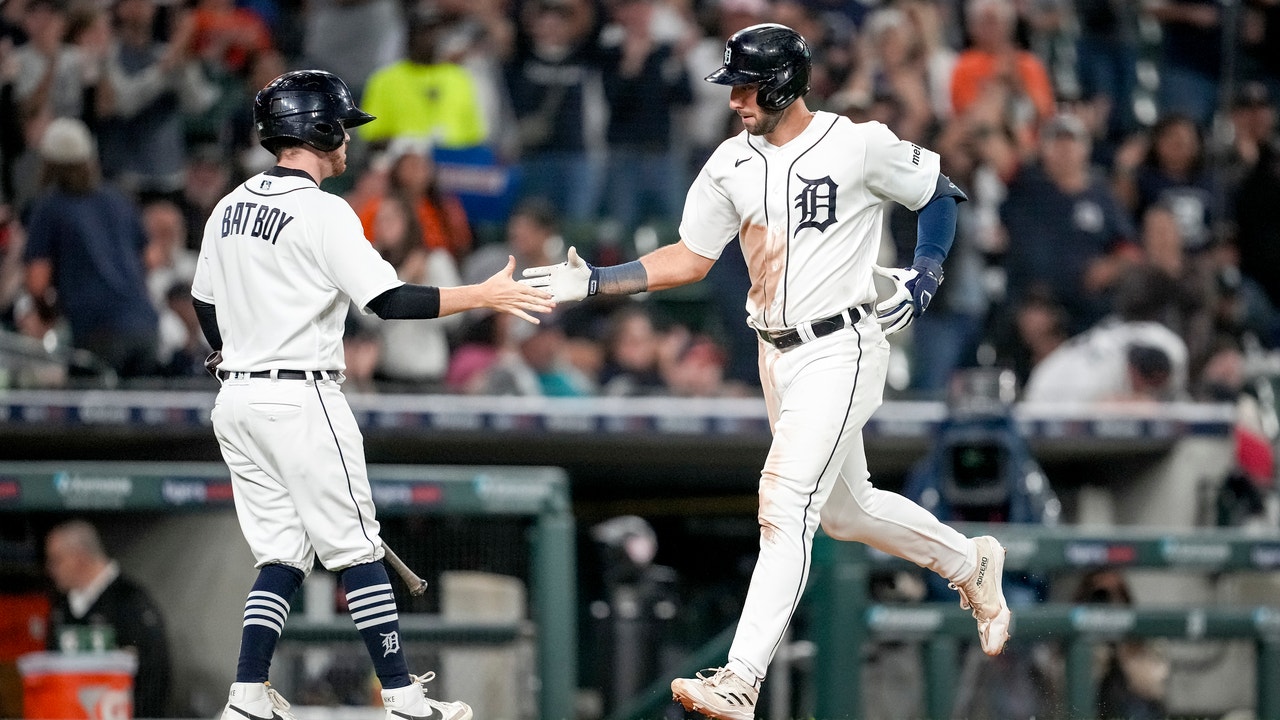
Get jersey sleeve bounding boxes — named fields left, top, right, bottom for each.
left=678, top=163, right=740, bottom=260
left=863, top=122, right=941, bottom=211
left=317, top=200, right=405, bottom=312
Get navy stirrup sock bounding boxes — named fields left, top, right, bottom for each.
left=342, top=561, right=411, bottom=690
left=235, top=564, right=305, bottom=683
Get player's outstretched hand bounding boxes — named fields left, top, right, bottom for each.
left=872, top=258, right=943, bottom=335
left=483, top=256, right=557, bottom=324
left=520, top=246, right=593, bottom=303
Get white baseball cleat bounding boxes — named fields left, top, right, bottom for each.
left=382, top=672, right=472, bottom=720
left=950, top=535, right=1012, bottom=656
left=671, top=667, right=758, bottom=720
left=220, top=682, right=299, bottom=720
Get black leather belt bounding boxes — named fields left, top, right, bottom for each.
left=217, top=369, right=341, bottom=381
left=757, top=304, right=872, bottom=351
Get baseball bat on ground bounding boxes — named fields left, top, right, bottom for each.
left=382, top=542, right=428, bottom=596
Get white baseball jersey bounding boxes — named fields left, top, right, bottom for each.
left=679, top=113, right=979, bottom=685
left=681, top=112, right=940, bottom=330
left=192, top=169, right=403, bottom=371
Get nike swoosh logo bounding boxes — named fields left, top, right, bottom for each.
left=230, top=706, right=282, bottom=720
left=389, top=708, right=445, bottom=720
left=735, top=157, right=752, bottom=167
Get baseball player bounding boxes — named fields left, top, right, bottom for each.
left=191, top=70, right=554, bottom=720
left=521, top=24, right=1011, bottom=720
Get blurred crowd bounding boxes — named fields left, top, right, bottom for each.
left=1, top=0, right=1280, bottom=402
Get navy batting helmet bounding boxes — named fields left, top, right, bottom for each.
left=705, top=23, right=811, bottom=112
left=254, top=70, right=375, bottom=153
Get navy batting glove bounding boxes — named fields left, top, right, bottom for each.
left=907, top=256, right=944, bottom=315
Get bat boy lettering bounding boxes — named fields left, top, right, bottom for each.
left=220, top=202, right=295, bottom=245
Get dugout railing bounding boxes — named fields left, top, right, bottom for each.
left=608, top=524, right=1280, bottom=720
left=0, top=461, right=576, bottom=720
left=810, top=523, right=1280, bottom=720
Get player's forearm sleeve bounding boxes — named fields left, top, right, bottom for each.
left=591, top=261, right=648, bottom=296
left=192, top=299, right=222, bottom=351
left=914, top=174, right=967, bottom=265
left=366, top=284, right=442, bottom=319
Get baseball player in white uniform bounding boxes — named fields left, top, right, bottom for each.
left=192, top=70, right=553, bottom=720
left=521, top=24, right=1011, bottom=720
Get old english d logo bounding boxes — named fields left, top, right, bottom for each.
left=794, top=175, right=837, bottom=233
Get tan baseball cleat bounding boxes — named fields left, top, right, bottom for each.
left=671, top=667, right=758, bottom=720
left=949, top=535, right=1012, bottom=656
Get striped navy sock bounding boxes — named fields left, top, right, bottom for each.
left=342, top=561, right=410, bottom=689
left=235, top=564, right=304, bottom=683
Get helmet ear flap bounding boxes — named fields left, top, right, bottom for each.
left=759, top=65, right=795, bottom=111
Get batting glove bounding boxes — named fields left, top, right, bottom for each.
left=520, top=246, right=595, bottom=302
left=872, top=257, right=944, bottom=336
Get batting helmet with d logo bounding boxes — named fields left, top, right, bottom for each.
left=254, top=70, right=375, bottom=153
left=705, top=23, right=811, bottom=112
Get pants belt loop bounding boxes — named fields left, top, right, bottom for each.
left=796, top=320, right=818, bottom=343
left=840, top=308, right=853, bottom=327
left=269, top=368, right=280, bottom=380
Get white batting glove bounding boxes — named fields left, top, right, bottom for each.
left=872, top=264, right=918, bottom=336
left=520, top=246, right=593, bottom=302
left=873, top=258, right=944, bottom=336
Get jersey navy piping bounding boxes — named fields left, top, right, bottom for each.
left=744, top=135, right=770, bottom=326
left=244, top=166, right=319, bottom=197
left=313, top=382, right=376, bottom=553
left=768, top=320, right=863, bottom=665
left=781, top=115, right=839, bottom=327
left=243, top=184, right=316, bottom=198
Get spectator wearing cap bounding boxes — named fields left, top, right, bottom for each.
left=359, top=10, right=488, bottom=150
left=999, top=114, right=1139, bottom=337
left=23, top=117, right=159, bottom=378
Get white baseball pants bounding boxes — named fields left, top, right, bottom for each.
left=212, top=375, right=384, bottom=574
left=726, top=318, right=976, bottom=684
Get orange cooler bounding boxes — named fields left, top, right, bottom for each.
left=17, top=651, right=136, bottom=720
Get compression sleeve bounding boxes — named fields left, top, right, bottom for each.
left=591, top=261, right=648, bottom=296
left=914, top=174, right=969, bottom=265
left=193, top=298, right=222, bottom=351
left=366, top=284, right=442, bottom=319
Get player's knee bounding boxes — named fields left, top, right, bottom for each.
left=820, top=513, right=865, bottom=542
